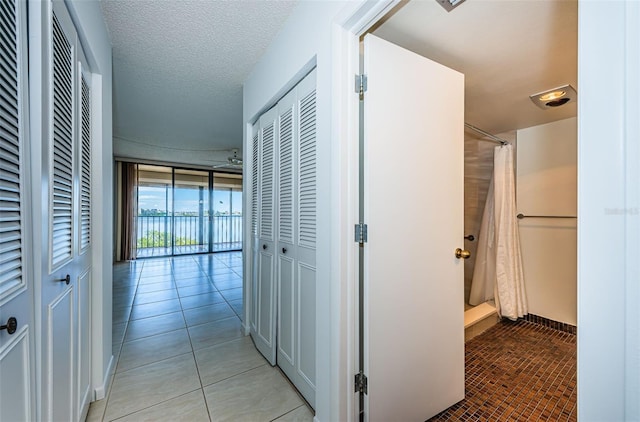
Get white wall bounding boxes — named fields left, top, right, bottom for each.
left=517, top=117, right=577, bottom=325
left=578, top=0, right=639, bottom=420
left=66, top=0, right=114, bottom=400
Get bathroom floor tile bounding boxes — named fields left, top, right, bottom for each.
left=428, top=319, right=576, bottom=421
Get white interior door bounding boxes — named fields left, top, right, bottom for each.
left=363, top=34, right=465, bottom=421
left=0, top=1, right=36, bottom=420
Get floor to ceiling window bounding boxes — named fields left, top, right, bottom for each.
left=213, top=173, right=243, bottom=252
left=135, top=164, right=242, bottom=258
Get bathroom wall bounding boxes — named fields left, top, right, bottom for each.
left=517, top=117, right=577, bottom=325
left=463, top=129, right=516, bottom=305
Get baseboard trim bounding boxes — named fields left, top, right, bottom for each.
left=522, top=314, right=577, bottom=335
left=94, top=354, right=115, bottom=401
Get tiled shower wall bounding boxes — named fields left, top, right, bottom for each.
left=463, top=129, right=516, bottom=305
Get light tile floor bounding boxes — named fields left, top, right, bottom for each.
left=87, top=252, right=314, bottom=422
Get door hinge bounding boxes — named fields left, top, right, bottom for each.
left=355, top=371, right=368, bottom=394
left=355, top=223, right=368, bottom=244
left=355, top=74, right=367, bottom=100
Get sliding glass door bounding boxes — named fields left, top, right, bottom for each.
left=134, top=164, right=241, bottom=257
left=212, top=173, right=243, bottom=252
left=137, top=165, right=173, bottom=258
left=174, top=169, right=210, bottom=255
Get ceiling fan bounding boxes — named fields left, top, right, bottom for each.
left=212, top=149, right=243, bottom=170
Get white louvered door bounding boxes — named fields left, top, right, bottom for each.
left=250, top=69, right=317, bottom=408
left=0, top=1, right=36, bottom=420
left=40, top=3, right=93, bottom=421
left=249, top=122, right=260, bottom=337
left=275, top=70, right=317, bottom=407
left=75, top=51, right=93, bottom=421
left=252, top=107, right=278, bottom=364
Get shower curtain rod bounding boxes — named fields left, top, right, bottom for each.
left=464, top=123, right=510, bottom=146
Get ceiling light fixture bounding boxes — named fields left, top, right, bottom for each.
left=530, top=84, right=577, bottom=110
left=436, top=0, right=466, bottom=12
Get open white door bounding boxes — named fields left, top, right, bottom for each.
left=363, top=34, right=465, bottom=421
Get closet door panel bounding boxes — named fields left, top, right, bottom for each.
left=251, top=107, right=277, bottom=364
left=292, top=70, right=317, bottom=407
left=250, top=124, right=260, bottom=334
left=297, top=262, right=316, bottom=388
left=277, top=255, right=295, bottom=364
left=276, top=89, right=298, bottom=383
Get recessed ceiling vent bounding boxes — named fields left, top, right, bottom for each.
left=530, top=84, right=577, bottom=110
left=436, top=0, right=467, bottom=12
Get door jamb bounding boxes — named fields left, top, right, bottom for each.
left=329, top=2, right=398, bottom=421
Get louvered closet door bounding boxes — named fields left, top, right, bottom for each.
left=251, top=106, right=278, bottom=364
left=75, top=52, right=93, bottom=422
left=249, top=121, right=260, bottom=335
left=275, top=69, right=317, bottom=408
left=0, top=1, right=36, bottom=420
left=40, top=3, right=94, bottom=421
left=275, top=88, right=297, bottom=387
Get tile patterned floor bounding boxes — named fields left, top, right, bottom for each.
left=429, top=319, right=577, bottom=421
left=87, top=252, right=314, bottom=422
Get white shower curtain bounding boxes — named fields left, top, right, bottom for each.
left=469, top=144, right=528, bottom=320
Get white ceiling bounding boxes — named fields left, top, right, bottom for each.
left=101, top=0, right=297, bottom=167
left=373, top=0, right=577, bottom=136
left=102, top=0, right=576, bottom=167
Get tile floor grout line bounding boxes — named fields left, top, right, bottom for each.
left=269, top=404, right=307, bottom=422
left=180, top=256, right=214, bottom=422
left=199, top=362, right=270, bottom=389
left=106, top=388, right=204, bottom=422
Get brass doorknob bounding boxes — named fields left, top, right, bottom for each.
left=455, top=248, right=471, bottom=259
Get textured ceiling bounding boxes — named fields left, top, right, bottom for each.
left=373, top=0, right=577, bottom=136
left=101, top=0, right=297, bottom=166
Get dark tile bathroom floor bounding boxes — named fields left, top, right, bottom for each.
left=429, top=319, right=577, bottom=421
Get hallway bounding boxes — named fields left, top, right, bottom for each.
left=86, top=253, right=313, bottom=421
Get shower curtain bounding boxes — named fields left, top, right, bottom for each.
left=469, top=144, right=528, bottom=320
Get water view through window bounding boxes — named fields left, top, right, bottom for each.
left=136, top=164, right=242, bottom=257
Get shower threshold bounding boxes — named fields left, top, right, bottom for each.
left=465, top=301, right=498, bottom=341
